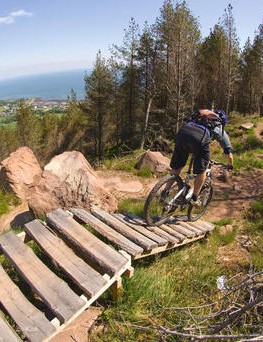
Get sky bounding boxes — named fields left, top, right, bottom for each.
left=0, top=0, right=262, bottom=81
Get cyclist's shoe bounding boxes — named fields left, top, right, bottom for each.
left=190, top=197, right=203, bottom=207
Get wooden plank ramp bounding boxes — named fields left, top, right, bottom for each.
left=70, top=208, right=215, bottom=260
left=0, top=207, right=214, bottom=340
left=0, top=264, right=56, bottom=341
left=0, top=209, right=131, bottom=341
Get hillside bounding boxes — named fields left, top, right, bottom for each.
left=0, top=114, right=262, bottom=340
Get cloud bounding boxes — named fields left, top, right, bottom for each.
left=10, top=10, right=33, bottom=17
left=0, top=9, right=33, bottom=25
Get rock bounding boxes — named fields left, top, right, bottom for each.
left=135, top=150, right=170, bottom=174
left=219, top=224, right=233, bottom=235
left=0, top=146, right=42, bottom=200
left=28, top=151, right=118, bottom=217
left=240, top=123, right=254, bottom=130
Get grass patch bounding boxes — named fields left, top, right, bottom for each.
left=117, top=198, right=145, bottom=217
left=0, top=190, right=20, bottom=217
left=103, top=150, right=144, bottom=173
left=213, top=218, right=233, bottom=226
left=244, top=198, right=263, bottom=271
left=92, top=235, right=227, bottom=341
left=135, top=166, right=152, bottom=178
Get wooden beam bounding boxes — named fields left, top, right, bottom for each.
left=0, top=313, right=21, bottom=342
left=46, top=208, right=129, bottom=276
left=0, top=264, right=56, bottom=341
left=91, top=209, right=158, bottom=250
left=0, top=232, right=85, bottom=323
left=70, top=208, right=143, bottom=257
left=113, top=213, right=168, bottom=246
left=24, top=219, right=108, bottom=298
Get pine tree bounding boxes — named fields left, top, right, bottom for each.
left=58, top=89, right=88, bottom=154
left=221, top=4, right=239, bottom=113
left=84, top=51, right=114, bottom=160
left=138, top=22, right=158, bottom=149
left=111, top=17, right=142, bottom=147
left=16, top=99, right=42, bottom=155
left=196, top=24, right=228, bottom=108
left=157, top=0, right=201, bottom=134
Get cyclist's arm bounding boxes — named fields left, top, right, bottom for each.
left=212, top=126, right=234, bottom=169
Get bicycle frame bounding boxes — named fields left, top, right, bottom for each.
left=166, top=155, right=196, bottom=209
left=166, top=156, right=218, bottom=210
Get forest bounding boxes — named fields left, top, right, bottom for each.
left=0, top=0, right=263, bottom=165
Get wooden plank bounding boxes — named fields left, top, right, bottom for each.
left=46, top=208, right=128, bottom=276
left=186, top=221, right=211, bottom=233
left=91, top=209, right=158, bottom=251
left=113, top=213, right=168, bottom=246
left=0, top=232, right=85, bottom=323
left=124, top=212, right=179, bottom=244
left=160, top=223, right=188, bottom=241
left=0, top=314, right=21, bottom=342
left=195, top=220, right=214, bottom=231
left=179, top=221, right=204, bottom=235
left=70, top=208, right=143, bottom=257
left=0, top=264, right=56, bottom=342
left=25, top=219, right=108, bottom=298
left=168, top=223, right=196, bottom=238
left=156, top=224, right=184, bottom=242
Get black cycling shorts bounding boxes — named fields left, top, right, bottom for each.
left=170, top=124, right=211, bottom=174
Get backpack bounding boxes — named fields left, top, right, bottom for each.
left=190, top=109, right=223, bottom=131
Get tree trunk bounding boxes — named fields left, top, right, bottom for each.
left=140, top=97, right=153, bottom=150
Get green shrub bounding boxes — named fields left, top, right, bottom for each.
left=136, top=166, right=152, bottom=178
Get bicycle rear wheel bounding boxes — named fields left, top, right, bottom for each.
left=144, top=174, right=183, bottom=226
left=187, top=182, right=213, bottom=221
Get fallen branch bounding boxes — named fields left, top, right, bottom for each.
left=128, top=323, right=259, bottom=340
left=211, top=295, right=263, bottom=334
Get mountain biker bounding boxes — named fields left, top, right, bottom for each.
left=168, top=109, right=234, bottom=207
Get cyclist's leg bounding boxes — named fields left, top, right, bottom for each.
left=166, top=131, right=189, bottom=192
left=192, top=132, right=210, bottom=201
left=193, top=171, right=206, bottom=196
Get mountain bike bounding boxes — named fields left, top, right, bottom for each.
left=144, top=156, right=228, bottom=226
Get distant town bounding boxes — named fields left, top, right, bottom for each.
left=0, top=98, right=69, bottom=117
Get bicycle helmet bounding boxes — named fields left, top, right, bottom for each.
left=215, top=109, right=227, bottom=126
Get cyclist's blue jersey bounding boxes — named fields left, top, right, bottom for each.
left=187, top=121, right=232, bottom=154
left=212, top=125, right=232, bottom=154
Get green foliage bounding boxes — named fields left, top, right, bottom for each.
left=213, top=218, right=233, bottom=226
left=117, top=198, right=145, bottom=217
left=244, top=198, right=263, bottom=271
left=16, top=99, right=42, bottom=155
left=103, top=150, right=143, bottom=172
left=93, top=236, right=225, bottom=341
left=0, top=190, right=20, bottom=217
left=0, top=126, right=19, bottom=160
left=245, top=197, right=263, bottom=224
left=136, top=166, right=152, bottom=178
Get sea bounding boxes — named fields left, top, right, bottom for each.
left=0, top=69, right=89, bottom=101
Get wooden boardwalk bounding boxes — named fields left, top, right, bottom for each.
left=0, top=208, right=214, bottom=341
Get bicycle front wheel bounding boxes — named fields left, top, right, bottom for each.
left=144, top=174, right=183, bottom=226
left=187, top=183, right=213, bottom=221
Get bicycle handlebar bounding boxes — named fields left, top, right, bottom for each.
left=209, top=160, right=233, bottom=171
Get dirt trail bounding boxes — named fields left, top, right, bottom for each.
left=97, top=165, right=263, bottom=224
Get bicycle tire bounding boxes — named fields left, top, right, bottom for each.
left=144, top=174, right=183, bottom=226
left=187, top=183, right=213, bottom=221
